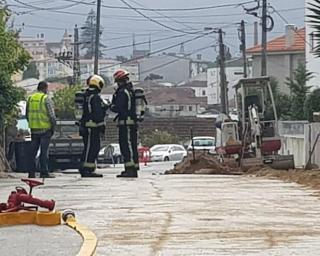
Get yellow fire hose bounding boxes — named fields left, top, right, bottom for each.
left=0, top=210, right=97, bottom=256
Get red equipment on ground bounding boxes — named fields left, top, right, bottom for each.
left=0, top=179, right=55, bottom=213
left=139, top=147, right=150, bottom=166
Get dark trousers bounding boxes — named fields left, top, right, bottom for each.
left=80, top=127, right=101, bottom=174
left=119, top=125, right=139, bottom=170
left=30, top=130, right=52, bottom=176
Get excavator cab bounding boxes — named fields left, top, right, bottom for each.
left=234, top=77, right=294, bottom=170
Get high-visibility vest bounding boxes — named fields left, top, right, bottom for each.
left=27, top=92, right=51, bottom=129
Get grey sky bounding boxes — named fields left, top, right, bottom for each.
left=7, top=0, right=305, bottom=60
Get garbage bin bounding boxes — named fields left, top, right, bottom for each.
left=14, top=141, right=34, bottom=172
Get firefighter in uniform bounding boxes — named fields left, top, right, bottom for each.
left=78, top=75, right=107, bottom=178
left=111, top=69, right=139, bottom=178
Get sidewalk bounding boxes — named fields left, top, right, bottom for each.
left=1, top=162, right=320, bottom=255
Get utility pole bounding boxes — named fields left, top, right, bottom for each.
left=73, top=25, right=80, bottom=85
left=239, top=20, right=247, bottom=78
left=218, top=28, right=228, bottom=114
left=261, top=0, right=267, bottom=76
left=94, top=0, right=101, bottom=74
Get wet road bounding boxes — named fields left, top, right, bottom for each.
left=1, top=162, right=320, bottom=255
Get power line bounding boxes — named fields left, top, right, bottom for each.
left=61, top=0, right=257, bottom=12
left=127, top=0, right=197, bottom=32
left=101, top=33, right=190, bottom=52
left=117, top=0, right=202, bottom=35
left=12, top=0, right=85, bottom=11
left=81, top=30, right=216, bottom=75
left=140, top=44, right=215, bottom=76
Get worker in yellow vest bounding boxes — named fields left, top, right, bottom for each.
left=26, top=81, right=56, bottom=178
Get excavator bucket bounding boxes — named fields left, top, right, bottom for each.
left=241, top=158, right=264, bottom=171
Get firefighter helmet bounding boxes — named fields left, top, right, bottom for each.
left=86, top=75, right=105, bottom=90
left=113, top=69, right=129, bottom=82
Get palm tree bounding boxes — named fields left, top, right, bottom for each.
left=308, top=0, right=320, bottom=57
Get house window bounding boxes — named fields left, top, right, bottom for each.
left=189, top=106, right=193, bottom=111
left=202, top=90, right=206, bottom=96
left=179, top=106, right=183, bottom=111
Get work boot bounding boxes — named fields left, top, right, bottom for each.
left=81, top=172, right=103, bottom=178
left=28, top=173, right=36, bottom=179
left=116, top=168, right=138, bottom=178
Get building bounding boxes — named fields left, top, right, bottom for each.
left=20, top=34, right=47, bottom=60
left=145, top=87, right=206, bottom=117
left=190, top=54, right=212, bottom=78
left=36, top=58, right=73, bottom=80
left=80, top=59, right=121, bottom=84
left=207, top=58, right=252, bottom=106
left=246, top=25, right=305, bottom=94
left=178, top=80, right=208, bottom=98
left=138, top=54, right=191, bottom=83
left=20, top=30, right=73, bottom=60
left=101, top=81, right=206, bottom=118
left=306, top=0, right=320, bottom=88
left=46, top=30, right=73, bottom=57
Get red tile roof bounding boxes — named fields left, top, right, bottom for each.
left=247, top=27, right=305, bottom=54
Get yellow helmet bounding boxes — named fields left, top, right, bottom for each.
left=86, top=74, right=105, bottom=90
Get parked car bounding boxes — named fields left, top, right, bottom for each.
left=150, top=144, right=187, bottom=162
left=98, top=143, right=123, bottom=164
left=187, top=136, right=216, bottom=153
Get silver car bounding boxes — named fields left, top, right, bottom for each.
left=150, top=144, right=187, bottom=162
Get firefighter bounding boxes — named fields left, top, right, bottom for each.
left=111, top=69, right=139, bottom=178
left=78, top=75, right=107, bottom=178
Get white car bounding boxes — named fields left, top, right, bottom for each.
left=187, top=136, right=216, bottom=153
left=150, top=144, right=187, bottom=162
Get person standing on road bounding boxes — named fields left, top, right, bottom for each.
left=26, top=81, right=56, bottom=178
left=78, top=75, right=107, bottom=178
left=111, top=69, right=139, bottom=178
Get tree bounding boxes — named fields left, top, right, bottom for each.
left=80, top=9, right=105, bottom=59
left=116, top=55, right=128, bottom=63
left=52, top=85, right=83, bottom=120
left=22, top=62, right=39, bottom=79
left=304, top=88, right=320, bottom=121
left=0, top=7, right=30, bottom=173
left=270, top=77, right=291, bottom=120
left=144, top=73, right=163, bottom=81
left=308, top=0, right=320, bottom=57
left=285, top=64, right=313, bottom=120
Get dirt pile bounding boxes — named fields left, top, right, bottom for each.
left=165, top=152, right=242, bottom=175
left=247, top=167, right=320, bottom=190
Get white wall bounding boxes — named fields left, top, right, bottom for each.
left=306, top=0, right=320, bottom=88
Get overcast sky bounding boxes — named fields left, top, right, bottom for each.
left=7, top=0, right=306, bottom=60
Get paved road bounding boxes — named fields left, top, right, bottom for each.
left=1, top=162, right=320, bottom=255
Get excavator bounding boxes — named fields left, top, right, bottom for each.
left=215, top=77, right=295, bottom=170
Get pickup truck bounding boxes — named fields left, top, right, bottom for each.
left=49, top=120, right=84, bottom=170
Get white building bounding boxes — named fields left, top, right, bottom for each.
left=80, top=59, right=121, bottom=84
left=179, top=80, right=208, bottom=98
left=207, top=58, right=252, bottom=106
left=306, top=0, right=320, bottom=88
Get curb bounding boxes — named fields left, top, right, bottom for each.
left=0, top=210, right=98, bottom=256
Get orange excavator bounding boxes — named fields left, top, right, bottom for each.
left=215, top=77, right=295, bottom=170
